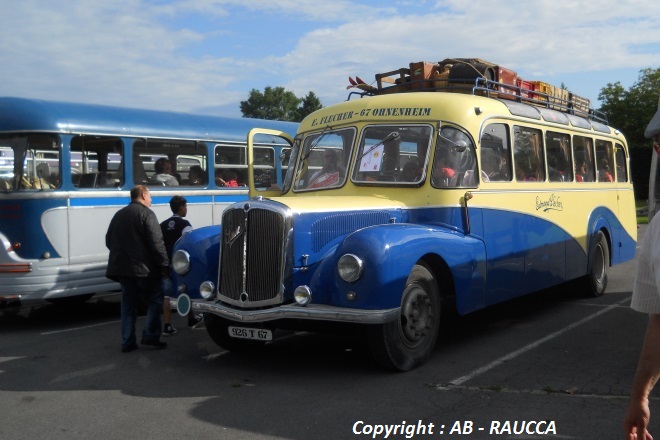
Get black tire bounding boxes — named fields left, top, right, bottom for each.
left=204, top=313, right=267, bottom=352
left=367, top=263, right=441, bottom=371
left=581, top=230, right=609, bottom=297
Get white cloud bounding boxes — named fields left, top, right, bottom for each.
left=0, top=0, right=657, bottom=116
left=271, top=0, right=660, bottom=106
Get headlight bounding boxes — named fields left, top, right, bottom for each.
left=337, top=253, right=363, bottom=283
left=199, top=281, right=215, bottom=300
left=172, top=250, right=190, bottom=275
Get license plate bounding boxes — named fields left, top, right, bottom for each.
left=228, top=326, right=272, bottom=341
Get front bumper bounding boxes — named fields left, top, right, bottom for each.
left=188, top=299, right=400, bottom=324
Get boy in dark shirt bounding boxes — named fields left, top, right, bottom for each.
left=160, top=196, right=201, bottom=335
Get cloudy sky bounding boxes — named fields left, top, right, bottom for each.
left=1, top=0, right=658, bottom=118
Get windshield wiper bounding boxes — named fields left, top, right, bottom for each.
left=359, top=132, right=400, bottom=159
left=437, top=132, right=468, bottom=152
left=301, top=125, right=334, bottom=162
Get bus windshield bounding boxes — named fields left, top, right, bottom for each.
left=293, top=128, right=355, bottom=191
left=352, top=125, right=433, bottom=184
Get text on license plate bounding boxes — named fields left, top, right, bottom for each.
left=228, top=326, right=273, bottom=341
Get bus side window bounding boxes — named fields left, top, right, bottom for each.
left=514, top=126, right=545, bottom=182
left=595, top=140, right=614, bottom=182
left=480, top=123, right=511, bottom=182
left=546, top=131, right=572, bottom=182
left=432, top=126, right=476, bottom=187
left=71, top=136, right=124, bottom=189
left=573, top=136, right=596, bottom=182
left=615, top=144, right=628, bottom=182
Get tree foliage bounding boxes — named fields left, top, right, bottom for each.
left=240, top=87, right=323, bottom=122
left=598, top=67, right=660, bottom=145
left=598, top=67, right=660, bottom=200
left=294, top=91, right=323, bottom=122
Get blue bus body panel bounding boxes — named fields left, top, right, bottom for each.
left=172, top=226, right=221, bottom=299
left=316, top=223, right=488, bottom=314
left=175, top=201, right=636, bottom=317
left=0, top=97, right=299, bottom=141
left=0, top=198, right=66, bottom=258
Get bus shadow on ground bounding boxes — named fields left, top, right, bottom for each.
left=0, top=293, right=121, bottom=331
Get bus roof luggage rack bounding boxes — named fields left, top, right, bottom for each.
left=351, top=57, right=609, bottom=125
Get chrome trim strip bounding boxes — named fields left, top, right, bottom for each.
left=191, top=300, right=400, bottom=324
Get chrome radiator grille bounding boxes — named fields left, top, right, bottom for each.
left=219, top=203, right=287, bottom=307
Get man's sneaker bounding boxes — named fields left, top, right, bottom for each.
left=162, top=323, right=177, bottom=336
left=187, top=314, right=203, bottom=327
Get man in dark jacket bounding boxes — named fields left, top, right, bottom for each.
left=106, top=185, right=170, bottom=352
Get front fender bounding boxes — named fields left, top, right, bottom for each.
left=308, top=223, right=486, bottom=314
left=172, top=225, right=221, bottom=298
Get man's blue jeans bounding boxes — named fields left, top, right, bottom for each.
left=119, top=277, right=163, bottom=348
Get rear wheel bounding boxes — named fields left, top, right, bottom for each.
left=581, top=230, right=609, bottom=297
left=368, top=263, right=440, bottom=371
left=204, top=313, right=267, bottom=352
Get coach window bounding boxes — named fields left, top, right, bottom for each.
left=595, top=140, right=614, bottom=182
left=615, top=144, right=628, bottom=182
left=479, top=123, right=511, bottom=182
left=71, top=135, right=123, bottom=189
left=432, top=126, right=476, bottom=187
left=215, top=144, right=246, bottom=187
left=545, top=131, right=572, bottom=182
left=353, top=125, right=431, bottom=186
left=513, top=126, right=545, bottom=182
left=573, top=136, right=596, bottom=182
left=133, top=139, right=203, bottom=187
left=1, top=133, right=60, bottom=191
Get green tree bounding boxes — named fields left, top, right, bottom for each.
left=598, top=67, right=660, bottom=200
left=240, top=87, right=323, bottom=122
left=599, top=67, right=660, bottom=144
left=240, top=86, right=300, bottom=121
left=293, top=91, right=323, bottom=122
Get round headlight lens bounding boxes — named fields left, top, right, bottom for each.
left=199, top=281, right=215, bottom=300
left=337, top=253, right=363, bottom=283
left=294, top=285, right=312, bottom=305
left=172, top=250, right=190, bottom=275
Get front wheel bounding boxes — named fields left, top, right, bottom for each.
left=580, top=230, right=609, bottom=297
left=204, top=313, right=267, bottom=352
left=367, top=263, right=441, bottom=371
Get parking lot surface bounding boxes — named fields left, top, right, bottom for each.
left=0, top=225, right=654, bottom=439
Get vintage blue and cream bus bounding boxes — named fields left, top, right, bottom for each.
left=172, top=65, right=636, bottom=371
left=0, top=97, right=298, bottom=307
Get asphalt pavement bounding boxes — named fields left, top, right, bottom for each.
left=0, top=225, right=653, bottom=439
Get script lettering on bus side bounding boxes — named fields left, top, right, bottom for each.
left=310, top=107, right=432, bottom=126
left=367, top=107, right=432, bottom=118
left=310, top=111, right=355, bottom=127
left=535, top=194, right=563, bottom=212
